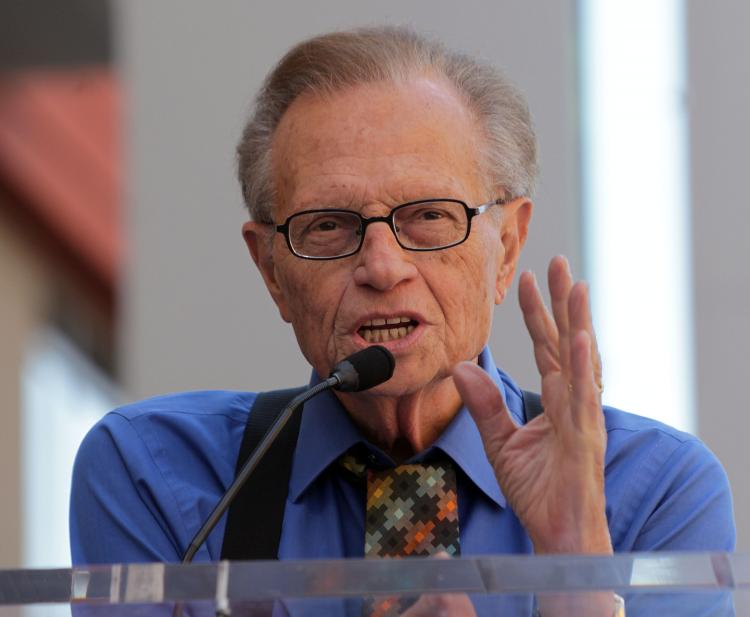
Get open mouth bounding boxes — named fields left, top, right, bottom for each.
left=357, top=317, right=419, bottom=343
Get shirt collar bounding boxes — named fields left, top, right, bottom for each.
left=287, top=346, right=526, bottom=509
left=287, top=384, right=363, bottom=503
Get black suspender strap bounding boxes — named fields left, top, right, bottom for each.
left=219, top=387, right=306, bottom=561
left=521, top=389, right=544, bottom=422
left=220, top=386, right=543, bottom=560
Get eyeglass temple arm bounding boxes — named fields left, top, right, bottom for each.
left=473, top=196, right=508, bottom=215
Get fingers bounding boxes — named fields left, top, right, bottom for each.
left=570, top=330, right=601, bottom=428
left=518, top=271, right=560, bottom=376
left=453, top=362, right=517, bottom=455
left=548, top=256, right=574, bottom=379
left=521, top=256, right=603, bottom=396
left=568, top=280, right=603, bottom=395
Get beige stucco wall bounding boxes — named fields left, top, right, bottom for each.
left=0, top=193, right=115, bottom=568
left=0, top=201, right=46, bottom=567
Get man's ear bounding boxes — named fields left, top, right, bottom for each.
left=495, top=198, right=533, bottom=305
left=242, top=221, right=292, bottom=323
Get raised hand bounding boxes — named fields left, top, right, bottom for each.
left=453, top=256, right=612, bottom=554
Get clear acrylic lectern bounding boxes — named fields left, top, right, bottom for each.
left=1, top=552, right=748, bottom=616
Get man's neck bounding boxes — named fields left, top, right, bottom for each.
left=335, top=377, right=464, bottom=463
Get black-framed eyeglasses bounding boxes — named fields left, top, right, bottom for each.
left=274, top=197, right=507, bottom=260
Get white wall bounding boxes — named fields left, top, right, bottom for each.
left=116, top=0, right=580, bottom=398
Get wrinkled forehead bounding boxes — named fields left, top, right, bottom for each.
left=269, top=77, right=489, bottom=217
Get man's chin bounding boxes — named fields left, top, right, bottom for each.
left=349, top=368, right=446, bottom=398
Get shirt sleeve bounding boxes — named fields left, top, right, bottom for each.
left=630, top=439, right=736, bottom=552
left=618, top=439, right=735, bottom=617
left=70, top=412, right=187, bottom=564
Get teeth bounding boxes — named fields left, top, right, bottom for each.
left=360, top=323, right=416, bottom=343
left=363, top=316, right=412, bottom=327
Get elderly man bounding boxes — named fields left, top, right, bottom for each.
left=71, top=26, right=734, bottom=615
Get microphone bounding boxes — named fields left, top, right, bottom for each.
left=180, top=345, right=395, bottom=564
left=329, top=344, right=395, bottom=392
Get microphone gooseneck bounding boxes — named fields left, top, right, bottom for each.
left=180, top=379, right=333, bottom=564
left=180, top=345, right=395, bottom=564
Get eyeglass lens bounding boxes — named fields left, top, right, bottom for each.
left=287, top=200, right=468, bottom=258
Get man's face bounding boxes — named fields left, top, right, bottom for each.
left=244, top=77, right=530, bottom=395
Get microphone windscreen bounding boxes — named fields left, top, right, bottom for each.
left=331, top=345, right=395, bottom=392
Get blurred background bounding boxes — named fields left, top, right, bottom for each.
left=0, top=0, right=747, bottom=570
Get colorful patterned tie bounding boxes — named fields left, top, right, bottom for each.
left=365, top=463, right=460, bottom=558
left=360, top=461, right=461, bottom=616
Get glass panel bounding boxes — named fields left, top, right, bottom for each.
left=0, top=553, right=745, bottom=615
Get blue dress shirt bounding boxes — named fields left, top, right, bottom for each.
left=70, top=347, right=735, bottom=567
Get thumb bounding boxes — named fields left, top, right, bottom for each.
left=452, top=362, right=518, bottom=456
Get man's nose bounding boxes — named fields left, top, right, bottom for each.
left=352, top=221, right=418, bottom=290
